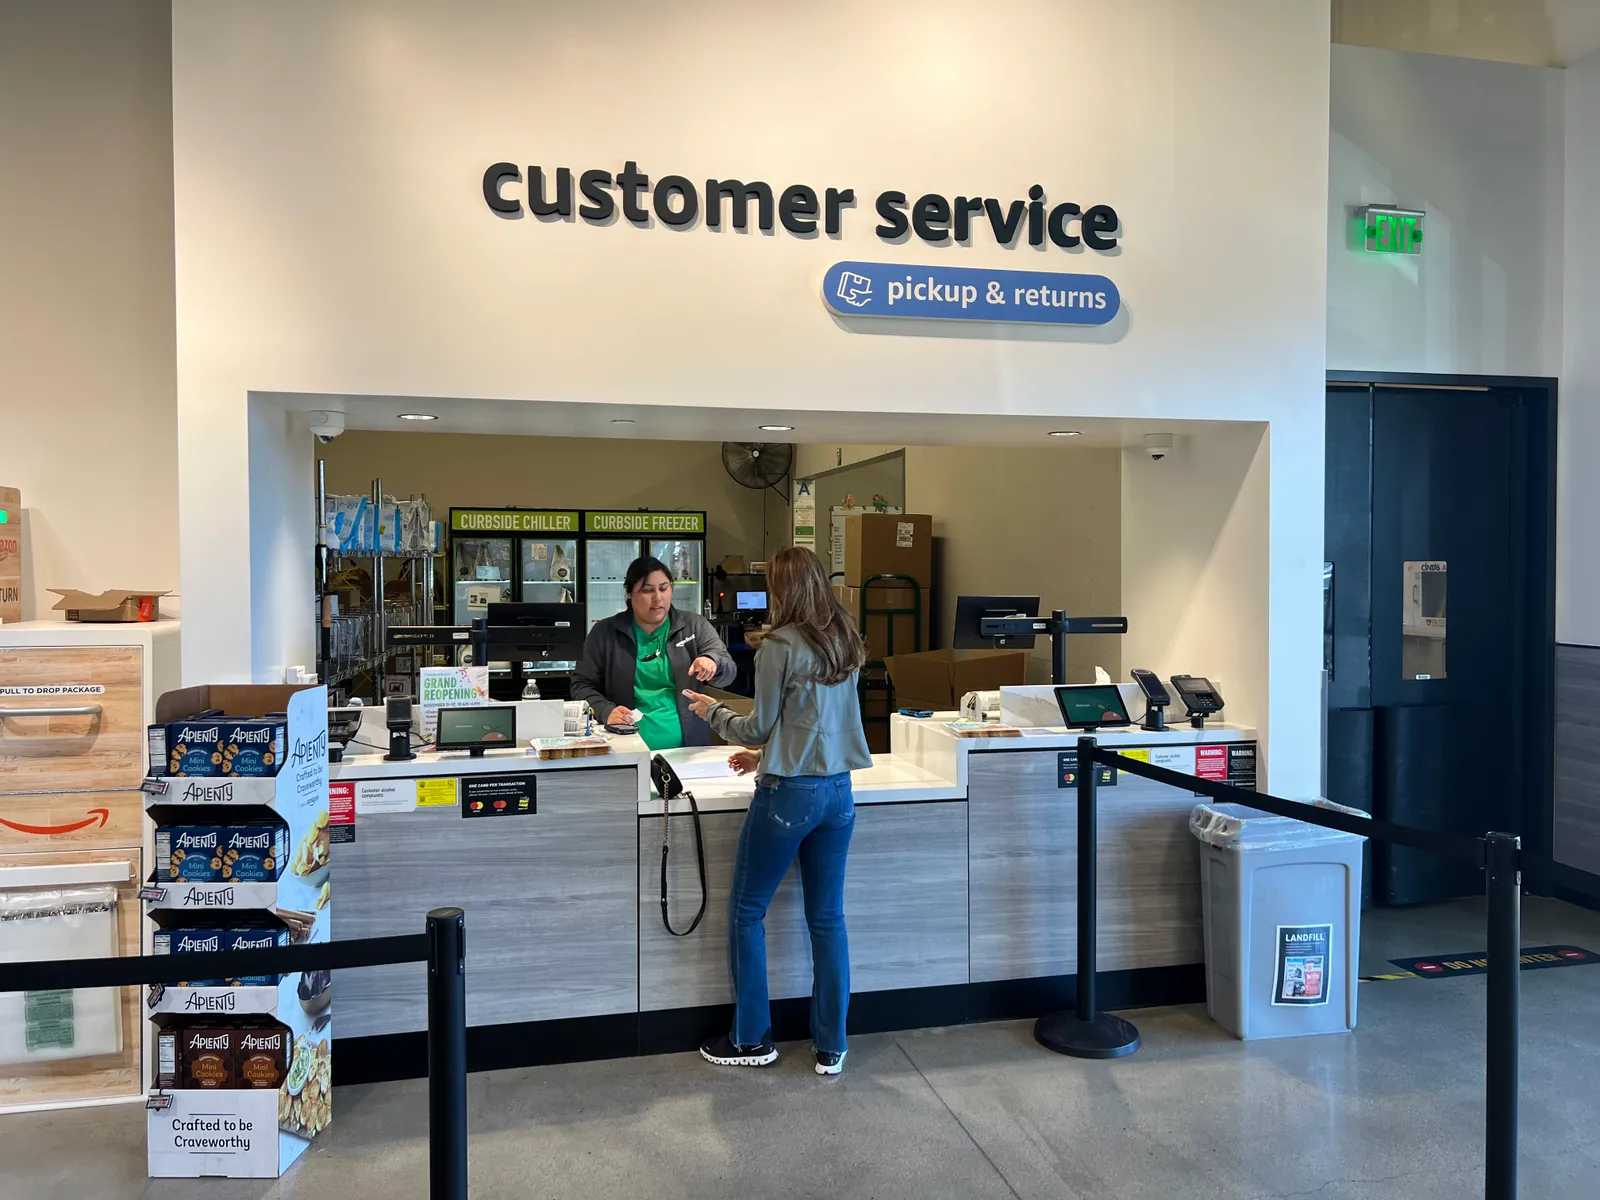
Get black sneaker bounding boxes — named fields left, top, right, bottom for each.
left=814, top=1048, right=846, bottom=1076
left=699, top=1033, right=778, bottom=1068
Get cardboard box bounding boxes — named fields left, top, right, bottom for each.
left=841, top=513, right=933, bottom=587
left=835, top=583, right=930, bottom=663
left=0, top=485, right=20, bottom=624
left=48, top=588, right=169, bottom=622
left=829, top=505, right=902, bottom=577
left=883, top=649, right=1029, bottom=712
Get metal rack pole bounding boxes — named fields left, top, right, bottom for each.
left=317, top=460, right=331, bottom=685
left=372, top=476, right=385, bottom=704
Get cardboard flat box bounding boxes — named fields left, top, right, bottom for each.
left=883, top=649, right=1029, bottom=712
left=835, top=583, right=930, bottom=663
left=48, top=589, right=169, bottom=622
left=0, top=485, right=20, bottom=623
left=842, top=513, right=933, bottom=587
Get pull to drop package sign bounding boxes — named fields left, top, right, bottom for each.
left=823, top=261, right=1120, bottom=326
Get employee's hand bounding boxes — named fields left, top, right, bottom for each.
left=682, top=690, right=717, bottom=720
left=688, top=655, right=719, bottom=682
left=728, top=749, right=761, bottom=776
left=607, top=706, right=638, bottom=726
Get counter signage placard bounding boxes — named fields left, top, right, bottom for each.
left=584, top=511, right=705, bottom=535
left=1057, top=750, right=1116, bottom=789
left=451, top=509, right=580, bottom=534
left=824, top=261, right=1120, bottom=327
left=328, top=782, right=355, bottom=843
left=462, top=773, right=536, bottom=818
left=416, top=778, right=459, bottom=808
left=354, top=779, right=417, bottom=815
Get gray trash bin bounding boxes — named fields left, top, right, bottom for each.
left=1191, top=799, right=1367, bottom=1040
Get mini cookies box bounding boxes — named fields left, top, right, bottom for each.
left=145, top=684, right=332, bottom=1180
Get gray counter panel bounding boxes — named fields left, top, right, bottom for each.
left=639, top=800, right=968, bottom=1012
left=332, top=766, right=638, bottom=1036
left=967, top=749, right=1204, bottom=983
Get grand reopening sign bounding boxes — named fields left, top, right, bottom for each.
left=483, top=159, right=1124, bottom=326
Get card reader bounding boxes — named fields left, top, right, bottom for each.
left=1169, top=675, right=1224, bottom=729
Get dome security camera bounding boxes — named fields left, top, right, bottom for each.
left=308, top=411, right=346, bottom=444
left=1142, top=432, right=1175, bottom=462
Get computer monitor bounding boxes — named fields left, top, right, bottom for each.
left=736, top=590, right=767, bottom=612
left=952, top=595, right=1042, bottom=650
left=484, top=602, right=587, bottom=663
left=434, top=705, right=517, bottom=757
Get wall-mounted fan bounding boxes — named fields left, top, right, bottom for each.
left=722, top=442, right=793, bottom=496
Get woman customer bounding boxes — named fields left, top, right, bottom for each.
left=684, top=546, right=871, bottom=1076
left=572, top=555, right=735, bottom=750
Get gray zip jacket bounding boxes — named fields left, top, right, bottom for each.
left=707, top=630, right=873, bottom=778
left=572, top=608, right=736, bottom=747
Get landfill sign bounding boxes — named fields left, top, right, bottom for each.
left=1273, top=924, right=1332, bottom=1006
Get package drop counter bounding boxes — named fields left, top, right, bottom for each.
left=327, top=735, right=649, bottom=1073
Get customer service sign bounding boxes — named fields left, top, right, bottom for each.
left=483, top=159, right=1125, bottom=330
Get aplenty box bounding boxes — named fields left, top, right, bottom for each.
left=48, top=589, right=169, bottom=622
left=883, top=649, right=1029, bottom=712
left=834, top=583, right=930, bottom=663
left=841, top=513, right=932, bottom=587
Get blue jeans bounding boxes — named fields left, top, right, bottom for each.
left=728, top=772, right=854, bottom=1054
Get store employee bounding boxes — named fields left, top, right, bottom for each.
left=572, top=556, right=736, bottom=749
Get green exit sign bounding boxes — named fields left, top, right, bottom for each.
left=1360, top=205, right=1425, bottom=255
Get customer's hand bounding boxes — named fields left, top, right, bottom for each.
left=607, top=706, right=638, bottom=726
left=688, top=655, right=718, bottom=682
left=728, top=749, right=761, bottom=776
left=682, top=690, right=717, bottom=720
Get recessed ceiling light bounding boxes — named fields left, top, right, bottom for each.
left=611, top=418, right=636, bottom=425
left=398, top=413, right=437, bottom=421
left=760, top=424, right=795, bottom=432
left=1048, top=430, right=1082, bottom=437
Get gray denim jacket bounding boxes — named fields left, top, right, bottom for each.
left=571, top=608, right=735, bottom=747
left=707, top=630, right=873, bottom=778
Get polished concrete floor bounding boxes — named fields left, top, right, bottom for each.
left=5, top=896, right=1599, bottom=1199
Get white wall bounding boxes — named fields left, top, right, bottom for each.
left=0, top=1, right=177, bottom=619
left=1121, top=424, right=1271, bottom=760
left=1327, top=45, right=1565, bottom=376
left=172, top=0, right=1330, bottom=794
left=246, top=396, right=315, bottom=682
left=1560, top=48, right=1600, bottom=646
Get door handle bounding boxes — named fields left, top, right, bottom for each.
left=0, top=706, right=103, bottom=720
left=0, top=705, right=104, bottom=746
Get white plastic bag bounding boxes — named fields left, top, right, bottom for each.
left=1190, top=799, right=1369, bottom=853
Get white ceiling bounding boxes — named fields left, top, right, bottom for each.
left=261, top=391, right=1255, bottom=451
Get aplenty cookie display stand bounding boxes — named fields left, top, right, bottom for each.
left=142, top=684, right=330, bottom=1179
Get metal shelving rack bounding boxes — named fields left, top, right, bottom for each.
left=316, top=464, right=437, bottom=703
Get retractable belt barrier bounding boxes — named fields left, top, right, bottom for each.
left=1052, top=738, right=1600, bottom=1200
left=0, top=909, right=470, bottom=1200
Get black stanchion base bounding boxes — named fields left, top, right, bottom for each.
left=1033, top=1010, right=1141, bottom=1059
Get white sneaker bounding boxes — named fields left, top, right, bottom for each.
left=814, top=1048, right=846, bottom=1075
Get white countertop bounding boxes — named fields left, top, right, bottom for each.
left=642, top=747, right=964, bottom=816
left=332, top=734, right=651, bottom=779
left=890, top=712, right=1257, bottom=789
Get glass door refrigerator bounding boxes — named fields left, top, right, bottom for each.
left=582, top=511, right=707, bottom=629
left=449, top=509, right=583, bottom=685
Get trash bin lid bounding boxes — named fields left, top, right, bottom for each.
left=1190, top=799, right=1368, bottom=851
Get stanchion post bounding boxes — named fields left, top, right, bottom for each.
left=427, top=907, right=468, bottom=1200
left=1034, top=737, right=1141, bottom=1059
left=1484, top=833, right=1520, bottom=1200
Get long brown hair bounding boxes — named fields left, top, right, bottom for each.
left=765, top=546, right=867, bottom=685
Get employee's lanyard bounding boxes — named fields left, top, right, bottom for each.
left=651, top=754, right=708, bottom=937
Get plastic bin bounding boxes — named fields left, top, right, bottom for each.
left=1191, top=799, right=1367, bottom=1040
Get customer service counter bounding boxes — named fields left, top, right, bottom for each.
left=327, top=711, right=1256, bottom=1079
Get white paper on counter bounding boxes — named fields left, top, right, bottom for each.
left=670, top=759, right=740, bottom=782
